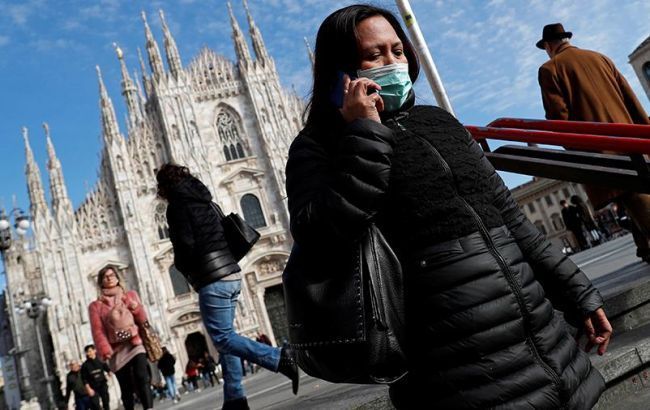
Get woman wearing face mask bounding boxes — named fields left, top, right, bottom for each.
left=88, top=266, right=154, bottom=410
left=286, top=5, right=611, bottom=409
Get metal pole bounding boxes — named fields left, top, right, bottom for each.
left=395, top=0, right=454, bottom=115
left=34, top=313, right=55, bottom=409
left=1, top=248, right=33, bottom=401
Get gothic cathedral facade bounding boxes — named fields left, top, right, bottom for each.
left=4, top=4, right=302, bottom=405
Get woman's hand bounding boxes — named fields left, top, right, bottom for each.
left=578, top=308, right=612, bottom=355
left=339, top=74, right=384, bottom=123
left=122, top=295, right=139, bottom=311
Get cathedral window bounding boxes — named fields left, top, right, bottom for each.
left=216, top=111, right=248, bottom=162
left=169, top=265, right=191, bottom=296
left=241, top=194, right=266, bottom=229
left=155, top=204, right=169, bottom=240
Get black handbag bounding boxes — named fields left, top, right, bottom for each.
left=210, top=202, right=261, bottom=261
left=283, top=224, right=407, bottom=384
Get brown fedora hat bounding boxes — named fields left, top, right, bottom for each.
left=536, top=23, right=573, bottom=49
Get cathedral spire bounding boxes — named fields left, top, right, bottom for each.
left=137, top=47, right=151, bottom=97
left=96, top=65, right=122, bottom=142
left=304, top=37, right=315, bottom=70
left=227, top=2, right=252, bottom=66
left=44, top=123, right=73, bottom=219
left=114, top=43, right=142, bottom=130
left=242, top=0, right=269, bottom=63
left=141, top=11, right=165, bottom=80
left=158, top=10, right=182, bottom=78
left=22, top=126, right=48, bottom=216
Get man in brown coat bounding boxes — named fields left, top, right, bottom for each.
left=537, top=23, right=650, bottom=261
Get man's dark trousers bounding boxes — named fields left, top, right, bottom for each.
left=90, top=383, right=109, bottom=410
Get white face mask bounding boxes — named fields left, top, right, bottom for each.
left=357, top=63, right=412, bottom=111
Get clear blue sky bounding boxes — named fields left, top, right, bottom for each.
left=1, top=0, right=649, bottom=285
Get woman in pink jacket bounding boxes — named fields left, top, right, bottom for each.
left=88, top=266, right=154, bottom=410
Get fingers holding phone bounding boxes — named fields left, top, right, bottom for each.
left=340, top=75, right=383, bottom=123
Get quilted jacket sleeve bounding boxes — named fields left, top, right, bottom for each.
left=89, top=301, right=114, bottom=360
left=286, top=119, right=394, bottom=246
left=467, top=133, right=603, bottom=324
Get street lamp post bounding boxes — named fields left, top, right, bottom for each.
left=0, top=207, right=34, bottom=402
left=16, top=297, right=56, bottom=410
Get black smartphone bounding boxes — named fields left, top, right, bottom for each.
left=331, top=70, right=356, bottom=108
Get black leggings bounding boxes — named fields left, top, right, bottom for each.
left=115, top=353, right=153, bottom=410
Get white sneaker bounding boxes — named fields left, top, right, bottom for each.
left=173, top=399, right=179, bottom=404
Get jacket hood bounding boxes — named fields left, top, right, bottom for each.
left=169, top=176, right=213, bottom=203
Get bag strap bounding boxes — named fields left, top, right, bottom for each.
left=210, top=201, right=226, bottom=218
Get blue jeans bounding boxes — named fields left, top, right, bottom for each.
left=199, top=280, right=281, bottom=402
left=75, top=395, right=92, bottom=410
left=165, top=374, right=178, bottom=399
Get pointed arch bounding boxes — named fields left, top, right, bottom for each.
left=154, top=202, right=169, bottom=240
left=240, top=194, right=266, bottom=229
left=214, top=104, right=249, bottom=162
left=169, top=265, right=191, bottom=296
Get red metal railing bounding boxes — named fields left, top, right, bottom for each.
left=464, top=118, right=650, bottom=192
left=487, top=118, right=650, bottom=139
left=466, top=126, right=650, bottom=155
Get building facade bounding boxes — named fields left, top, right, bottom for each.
left=3, top=4, right=303, bottom=408
left=629, top=34, right=650, bottom=103
left=510, top=177, right=592, bottom=251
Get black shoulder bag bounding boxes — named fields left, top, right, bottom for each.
left=282, top=224, right=407, bottom=384
left=210, top=202, right=261, bottom=261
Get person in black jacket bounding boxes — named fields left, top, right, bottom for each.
left=157, top=347, right=180, bottom=403
left=561, top=199, right=588, bottom=251
left=285, top=5, right=612, bottom=409
left=81, top=345, right=111, bottom=410
left=156, top=164, right=298, bottom=410
left=64, top=360, right=93, bottom=410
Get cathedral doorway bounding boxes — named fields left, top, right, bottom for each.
left=184, top=332, right=209, bottom=362
left=264, top=285, right=289, bottom=345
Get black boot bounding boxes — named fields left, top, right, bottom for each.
left=278, top=345, right=299, bottom=395
left=222, top=397, right=249, bottom=410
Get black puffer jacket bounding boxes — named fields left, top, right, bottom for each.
left=286, top=105, right=605, bottom=409
left=166, top=176, right=240, bottom=291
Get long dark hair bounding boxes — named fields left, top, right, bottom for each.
left=305, top=4, right=420, bottom=129
left=156, top=163, right=191, bottom=200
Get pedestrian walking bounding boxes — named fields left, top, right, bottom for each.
left=560, top=199, right=588, bottom=251
left=88, top=266, right=154, bottom=410
left=157, top=347, right=181, bottom=403
left=571, top=195, right=602, bottom=246
left=285, top=5, right=611, bottom=409
left=65, top=360, right=93, bottom=410
left=80, top=345, right=111, bottom=410
left=200, top=351, right=220, bottom=387
left=536, top=23, right=650, bottom=262
left=156, top=164, right=298, bottom=410
left=185, top=359, right=201, bottom=392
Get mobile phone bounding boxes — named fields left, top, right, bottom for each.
left=331, top=70, right=356, bottom=108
